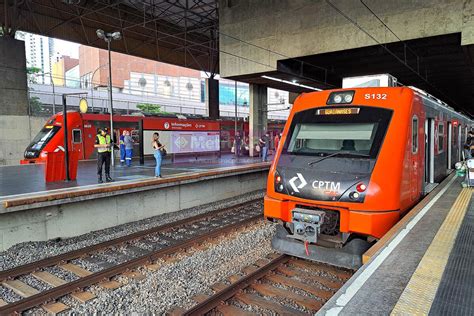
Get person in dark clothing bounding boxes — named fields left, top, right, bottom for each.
left=234, top=132, right=242, bottom=157
left=95, top=128, right=113, bottom=183
left=259, top=132, right=270, bottom=162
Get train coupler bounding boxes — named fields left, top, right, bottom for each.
left=271, top=224, right=371, bottom=270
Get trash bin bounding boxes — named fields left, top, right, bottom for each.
left=68, top=151, right=79, bottom=181
left=45, top=151, right=65, bottom=182
left=44, top=151, right=79, bottom=182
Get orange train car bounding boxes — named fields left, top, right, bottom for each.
left=264, top=84, right=472, bottom=269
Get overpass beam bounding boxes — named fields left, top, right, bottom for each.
left=249, top=84, right=267, bottom=157
left=205, top=77, right=219, bottom=119
left=0, top=37, right=28, bottom=115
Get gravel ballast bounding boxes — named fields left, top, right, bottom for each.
left=69, top=221, right=276, bottom=314
left=0, top=190, right=264, bottom=272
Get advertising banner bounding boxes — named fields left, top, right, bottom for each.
left=144, top=130, right=220, bottom=155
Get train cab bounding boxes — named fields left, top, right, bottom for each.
left=264, top=79, right=471, bottom=269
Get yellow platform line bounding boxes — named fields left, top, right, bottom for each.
left=391, top=188, right=472, bottom=316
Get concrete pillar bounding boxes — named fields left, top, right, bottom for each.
left=0, top=37, right=28, bottom=115
left=249, top=84, right=267, bottom=157
left=205, top=77, right=219, bottom=119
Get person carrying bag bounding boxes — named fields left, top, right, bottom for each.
left=152, top=132, right=165, bottom=178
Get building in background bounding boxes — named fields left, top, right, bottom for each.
left=52, top=55, right=79, bottom=87
left=16, top=31, right=56, bottom=84
left=79, top=45, right=201, bottom=100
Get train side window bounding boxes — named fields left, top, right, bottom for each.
left=412, top=116, right=418, bottom=154
left=72, top=129, right=82, bottom=143
left=438, top=122, right=444, bottom=153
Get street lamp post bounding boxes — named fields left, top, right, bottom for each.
left=96, top=29, right=121, bottom=166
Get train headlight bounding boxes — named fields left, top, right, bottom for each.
left=349, top=191, right=360, bottom=200
left=344, top=94, right=353, bottom=103
left=327, top=91, right=355, bottom=105
left=274, top=171, right=284, bottom=192
left=356, top=182, right=367, bottom=192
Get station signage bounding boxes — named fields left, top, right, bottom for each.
left=316, top=108, right=360, bottom=115
left=143, top=118, right=220, bottom=131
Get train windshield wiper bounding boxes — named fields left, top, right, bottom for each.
left=308, top=151, right=370, bottom=166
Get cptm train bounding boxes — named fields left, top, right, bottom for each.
left=264, top=79, right=472, bottom=269
left=21, top=113, right=284, bottom=164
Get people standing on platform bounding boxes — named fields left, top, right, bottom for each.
left=152, top=132, right=165, bottom=178
left=119, top=130, right=126, bottom=165
left=234, top=131, right=242, bottom=157
left=259, top=132, right=270, bottom=162
left=95, top=128, right=113, bottom=183
left=124, top=130, right=134, bottom=167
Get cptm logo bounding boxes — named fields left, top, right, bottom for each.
left=164, top=122, right=170, bottom=129
left=289, top=173, right=307, bottom=193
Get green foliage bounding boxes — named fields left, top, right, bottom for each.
left=27, top=66, right=42, bottom=74
left=136, top=103, right=171, bottom=115
left=29, top=96, right=43, bottom=113
left=27, top=66, right=42, bottom=84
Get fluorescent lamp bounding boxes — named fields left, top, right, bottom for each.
left=261, top=75, right=322, bottom=91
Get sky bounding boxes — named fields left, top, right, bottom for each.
left=55, top=38, right=80, bottom=59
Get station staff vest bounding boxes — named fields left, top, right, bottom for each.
left=97, top=134, right=112, bottom=153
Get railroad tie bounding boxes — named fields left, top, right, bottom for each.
left=60, top=263, right=121, bottom=290
left=2, top=279, right=71, bottom=315
left=0, top=298, right=7, bottom=307
left=31, top=271, right=96, bottom=303
left=216, top=303, right=255, bottom=316
left=265, top=274, right=333, bottom=300
left=290, top=260, right=353, bottom=281
left=251, top=283, right=323, bottom=311
left=191, top=294, right=210, bottom=303
left=276, top=266, right=342, bottom=290
left=235, top=292, right=306, bottom=316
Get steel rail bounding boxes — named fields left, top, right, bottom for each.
left=0, top=198, right=261, bottom=281
left=183, top=254, right=291, bottom=315
left=0, top=214, right=262, bottom=314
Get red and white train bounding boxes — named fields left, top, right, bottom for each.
left=21, top=112, right=284, bottom=164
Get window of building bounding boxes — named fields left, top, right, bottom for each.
left=438, top=122, right=444, bottom=153
left=412, top=116, right=418, bottom=154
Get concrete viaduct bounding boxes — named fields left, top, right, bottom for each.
left=0, top=0, right=473, bottom=164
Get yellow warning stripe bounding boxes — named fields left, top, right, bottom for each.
left=391, top=188, right=472, bottom=315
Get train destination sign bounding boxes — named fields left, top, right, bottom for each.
left=316, top=108, right=360, bottom=115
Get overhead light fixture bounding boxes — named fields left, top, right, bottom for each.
left=261, top=75, right=322, bottom=91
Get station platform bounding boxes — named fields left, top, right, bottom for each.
left=0, top=154, right=262, bottom=198
left=0, top=155, right=270, bottom=251
left=319, top=173, right=473, bottom=315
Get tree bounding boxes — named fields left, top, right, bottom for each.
left=29, top=96, right=43, bottom=114
left=27, top=66, right=42, bottom=84
left=137, top=103, right=165, bottom=114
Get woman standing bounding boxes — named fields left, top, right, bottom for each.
left=152, top=132, right=165, bottom=177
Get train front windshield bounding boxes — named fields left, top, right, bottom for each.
left=24, top=125, right=61, bottom=158
left=283, top=106, right=393, bottom=159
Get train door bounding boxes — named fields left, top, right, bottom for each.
left=425, top=118, right=435, bottom=186
left=447, top=122, right=452, bottom=169
left=71, top=128, right=85, bottom=159
left=411, top=115, right=420, bottom=201
left=458, top=125, right=462, bottom=160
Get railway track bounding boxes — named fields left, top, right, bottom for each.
left=0, top=199, right=263, bottom=314
left=174, top=254, right=353, bottom=315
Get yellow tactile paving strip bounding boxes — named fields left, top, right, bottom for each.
left=391, top=188, right=472, bottom=315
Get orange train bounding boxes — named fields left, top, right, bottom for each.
left=264, top=85, right=472, bottom=268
